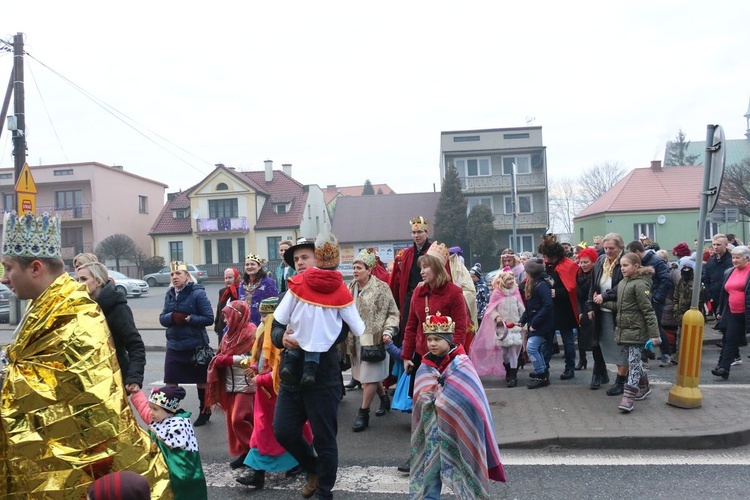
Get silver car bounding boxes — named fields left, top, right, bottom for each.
left=108, top=270, right=149, bottom=298
left=143, top=264, right=208, bottom=287
left=0, top=283, right=11, bottom=323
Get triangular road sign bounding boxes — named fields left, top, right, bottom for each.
left=14, top=163, right=38, bottom=194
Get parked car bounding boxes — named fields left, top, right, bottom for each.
left=108, top=270, right=149, bottom=298
left=0, top=283, right=11, bottom=323
left=143, top=264, right=207, bottom=287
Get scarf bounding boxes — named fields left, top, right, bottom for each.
left=602, top=252, right=621, bottom=278
left=219, top=268, right=241, bottom=303
left=250, top=312, right=283, bottom=396
left=205, top=300, right=257, bottom=410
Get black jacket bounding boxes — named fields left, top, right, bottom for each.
left=640, top=250, right=672, bottom=305
left=716, top=266, right=750, bottom=334
left=96, top=281, right=146, bottom=387
left=703, top=251, right=733, bottom=303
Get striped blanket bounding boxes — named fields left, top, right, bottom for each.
left=410, top=345, right=506, bottom=499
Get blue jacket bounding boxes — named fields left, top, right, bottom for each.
left=640, top=250, right=672, bottom=305
left=159, top=283, right=214, bottom=351
left=519, top=274, right=554, bottom=337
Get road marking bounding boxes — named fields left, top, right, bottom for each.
left=498, top=449, right=750, bottom=466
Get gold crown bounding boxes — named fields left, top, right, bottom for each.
left=422, top=312, right=455, bottom=334
left=354, top=248, right=377, bottom=269
left=245, top=253, right=263, bottom=265
left=410, top=216, right=429, bottom=231
left=426, top=241, right=449, bottom=266
left=2, top=211, right=62, bottom=259
left=170, top=261, right=188, bottom=272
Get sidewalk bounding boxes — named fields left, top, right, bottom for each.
left=3, top=311, right=748, bottom=451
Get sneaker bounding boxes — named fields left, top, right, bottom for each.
left=658, top=355, right=672, bottom=367
left=731, top=357, right=742, bottom=366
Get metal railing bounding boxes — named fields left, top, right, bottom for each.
left=196, top=216, right=248, bottom=233
left=35, top=204, right=92, bottom=220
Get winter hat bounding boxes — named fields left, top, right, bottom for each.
left=86, top=471, right=151, bottom=500
left=524, top=258, right=545, bottom=278
left=149, top=386, right=186, bottom=413
left=672, top=242, right=691, bottom=258
left=259, top=296, right=279, bottom=314
left=469, top=263, right=482, bottom=278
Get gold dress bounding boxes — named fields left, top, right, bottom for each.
left=0, top=274, right=172, bottom=499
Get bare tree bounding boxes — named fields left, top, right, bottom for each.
left=577, top=161, right=627, bottom=207
left=96, top=234, right=138, bottom=272
left=548, top=177, right=586, bottom=234
left=721, top=159, right=750, bottom=218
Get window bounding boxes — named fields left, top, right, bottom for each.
left=503, top=133, right=530, bottom=140
left=204, top=240, right=213, bottom=265
left=61, top=227, right=84, bottom=254
left=455, top=157, right=491, bottom=177
left=209, top=198, right=238, bottom=218
left=138, top=195, right=148, bottom=214
left=467, top=196, right=493, bottom=214
left=453, top=136, right=480, bottom=142
left=54, top=169, right=74, bottom=176
left=55, top=190, right=83, bottom=209
left=703, top=221, right=720, bottom=241
left=173, top=209, right=188, bottom=219
left=502, top=156, right=531, bottom=175
left=275, top=204, right=288, bottom=214
left=504, top=195, right=533, bottom=214
left=509, top=234, right=535, bottom=253
left=169, top=241, right=184, bottom=262
left=216, top=182, right=228, bottom=191
left=218, top=239, right=233, bottom=263
left=237, top=238, right=245, bottom=262
left=267, top=236, right=281, bottom=260
left=0, top=173, right=12, bottom=179
left=633, top=223, right=655, bottom=242
left=3, top=193, right=14, bottom=211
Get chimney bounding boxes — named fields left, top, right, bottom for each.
left=650, top=160, right=662, bottom=172
left=327, top=184, right=336, bottom=190
left=282, top=163, right=292, bottom=177
left=264, top=159, right=273, bottom=182
left=215, top=163, right=225, bottom=169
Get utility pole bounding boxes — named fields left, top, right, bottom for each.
left=12, top=32, right=26, bottom=181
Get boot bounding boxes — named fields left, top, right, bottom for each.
left=552, top=341, right=560, bottom=355
left=518, top=352, right=528, bottom=370
left=527, top=371, right=549, bottom=389
left=302, top=473, right=318, bottom=498
left=236, top=469, right=265, bottom=489
left=507, top=367, right=518, bottom=388
left=229, top=452, right=248, bottom=469
left=635, top=374, right=651, bottom=401
left=618, top=384, right=638, bottom=413
left=560, top=369, right=575, bottom=380
left=575, top=352, right=588, bottom=370
left=300, top=361, right=318, bottom=387
left=280, top=364, right=300, bottom=385
left=606, top=375, right=627, bottom=396
left=590, top=372, right=602, bottom=389
left=375, top=393, right=391, bottom=417
left=344, top=378, right=362, bottom=389
left=194, top=387, right=211, bottom=427
left=352, top=408, right=370, bottom=432
left=503, top=363, right=512, bottom=382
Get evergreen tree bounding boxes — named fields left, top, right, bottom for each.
left=376, top=187, right=384, bottom=195
left=665, top=129, right=700, bottom=166
left=466, top=204, right=496, bottom=270
left=433, top=165, right=468, bottom=249
left=362, top=179, right=375, bottom=195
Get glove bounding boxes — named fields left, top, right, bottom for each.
left=172, top=312, right=188, bottom=325
left=214, top=355, right=233, bottom=367
left=644, top=339, right=655, bottom=352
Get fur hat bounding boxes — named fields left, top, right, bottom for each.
left=149, top=386, right=186, bottom=413
left=426, top=242, right=449, bottom=266
left=524, top=258, right=545, bottom=278
left=672, top=242, right=691, bottom=258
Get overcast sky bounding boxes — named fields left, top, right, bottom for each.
left=2, top=1, right=748, bottom=196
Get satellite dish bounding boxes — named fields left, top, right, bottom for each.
left=192, top=210, right=200, bottom=220
left=706, top=125, right=725, bottom=213
left=657, top=215, right=666, bottom=225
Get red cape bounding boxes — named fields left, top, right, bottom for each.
left=555, top=257, right=579, bottom=326
left=288, top=267, right=354, bottom=308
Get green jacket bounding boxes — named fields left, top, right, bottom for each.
left=613, top=267, right=660, bottom=346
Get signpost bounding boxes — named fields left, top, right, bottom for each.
left=14, top=163, right=37, bottom=214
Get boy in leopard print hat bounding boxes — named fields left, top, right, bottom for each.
left=130, top=386, right=208, bottom=499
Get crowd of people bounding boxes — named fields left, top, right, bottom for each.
left=1, top=208, right=748, bottom=498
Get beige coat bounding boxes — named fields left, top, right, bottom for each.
left=347, top=275, right=400, bottom=358
left=450, top=254, right=479, bottom=332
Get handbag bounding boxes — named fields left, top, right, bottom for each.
left=360, top=343, right=386, bottom=363
left=192, top=344, right=215, bottom=366
left=391, top=370, right=413, bottom=412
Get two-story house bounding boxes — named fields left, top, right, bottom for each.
left=149, top=161, right=329, bottom=271
left=439, top=127, right=549, bottom=253
left=0, top=162, right=167, bottom=267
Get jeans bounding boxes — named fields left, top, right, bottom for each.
left=274, top=385, right=341, bottom=499
left=526, top=335, right=548, bottom=375
left=556, top=328, right=577, bottom=371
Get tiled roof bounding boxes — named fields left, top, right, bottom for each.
left=149, top=190, right=193, bottom=235
left=241, top=171, right=308, bottom=230
left=323, top=184, right=395, bottom=204
left=575, top=165, right=704, bottom=219
left=331, top=192, right=441, bottom=243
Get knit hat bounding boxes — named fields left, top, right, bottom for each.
left=469, top=263, right=482, bottom=278
left=149, top=386, right=186, bottom=413
left=259, top=296, right=279, bottom=313
left=2, top=211, right=62, bottom=259
left=672, top=242, right=691, bottom=258
left=354, top=248, right=377, bottom=270
left=87, top=471, right=151, bottom=500
left=426, top=242, right=449, bottom=266
left=524, top=258, right=545, bottom=278
left=423, top=312, right=455, bottom=344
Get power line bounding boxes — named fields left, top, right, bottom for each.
left=27, top=59, right=68, bottom=162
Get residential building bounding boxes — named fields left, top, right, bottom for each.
left=439, top=126, right=549, bottom=254
left=323, top=183, right=395, bottom=219
left=573, top=161, right=748, bottom=251
left=0, top=162, right=167, bottom=266
left=330, top=192, right=440, bottom=276
left=149, top=161, right=329, bottom=271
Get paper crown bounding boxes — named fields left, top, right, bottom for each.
left=245, top=253, right=263, bottom=265
left=410, top=216, right=428, bottom=231
left=422, top=312, right=455, bottom=334
left=315, top=231, right=340, bottom=269
left=426, top=241, right=449, bottom=266
left=149, top=386, right=186, bottom=413
left=170, top=261, right=188, bottom=272
left=259, top=296, right=279, bottom=313
left=354, top=248, right=377, bottom=269
left=2, top=211, right=62, bottom=259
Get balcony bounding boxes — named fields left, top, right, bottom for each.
left=459, top=173, right=546, bottom=193
left=36, top=204, right=92, bottom=220
left=60, top=243, right=94, bottom=260
left=196, top=216, right=248, bottom=233
left=493, top=212, right=548, bottom=229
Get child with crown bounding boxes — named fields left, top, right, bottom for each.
left=410, top=312, right=507, bottom=499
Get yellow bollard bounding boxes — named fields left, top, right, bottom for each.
left=667, top=307, right=704, bottom=408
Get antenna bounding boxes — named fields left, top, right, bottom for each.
left=525, top=116, right=536, bottom=126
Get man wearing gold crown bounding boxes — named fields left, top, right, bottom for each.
left=0, top=211, right=171, bottom=498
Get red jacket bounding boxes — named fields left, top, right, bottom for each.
left=389, top=241, right=451, bottom=311
left=553, top=257, right=580, bottom=325
left=401, top=281, right=467, bottom=361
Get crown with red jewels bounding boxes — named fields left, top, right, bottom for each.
left=422, top=312, right=455, bottom=334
